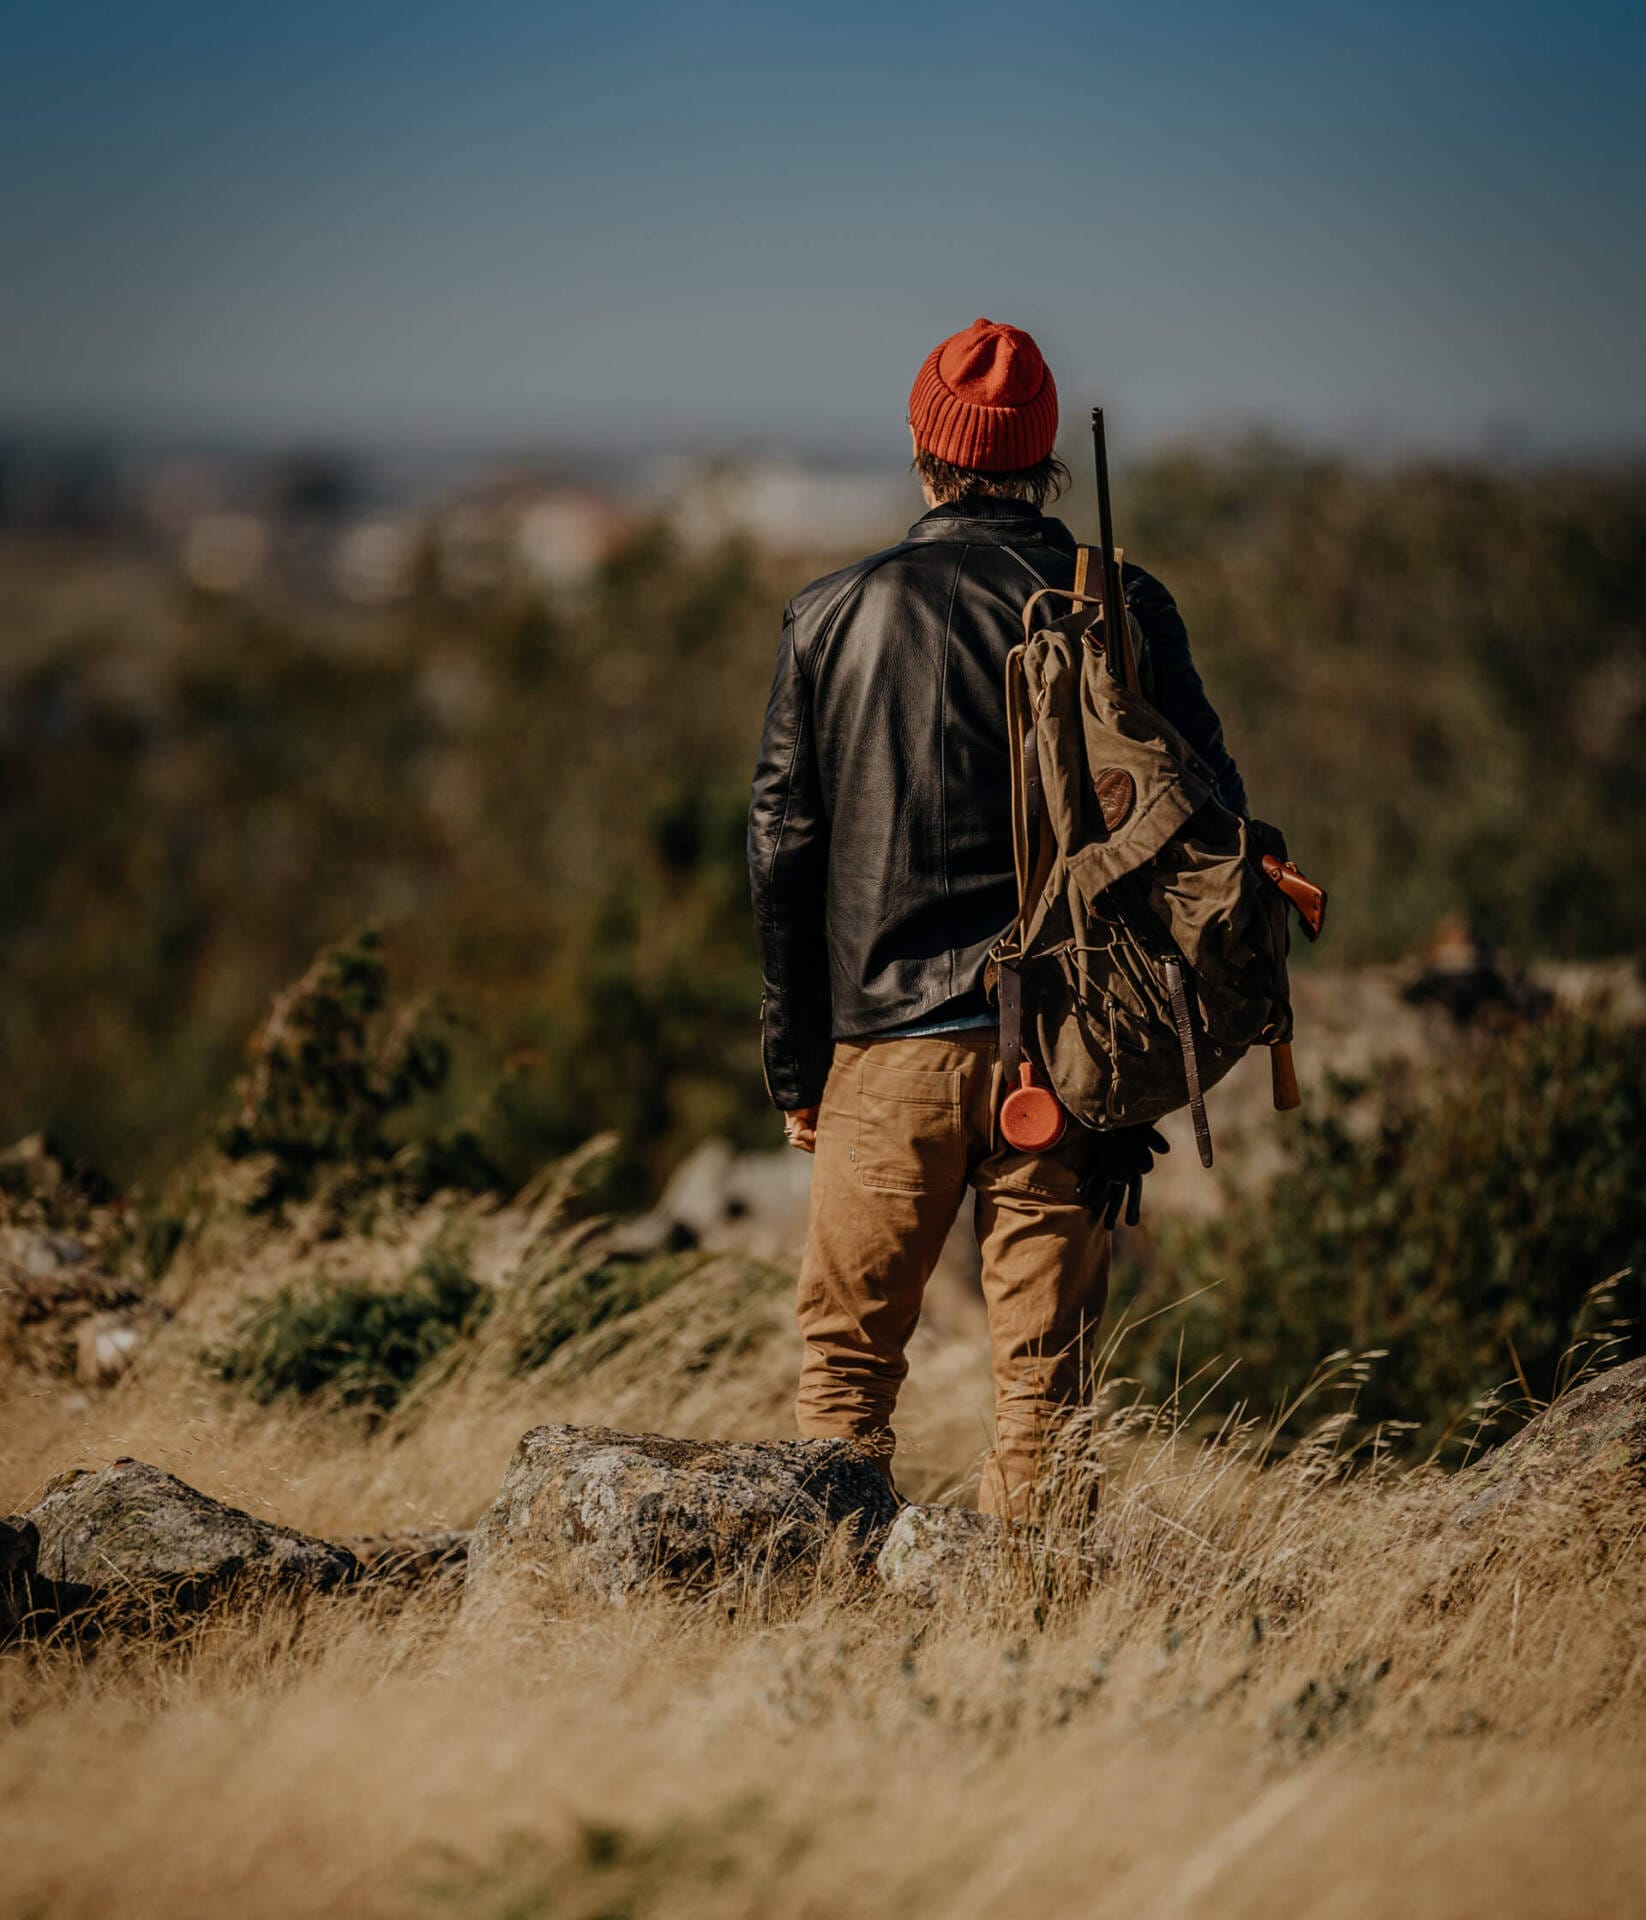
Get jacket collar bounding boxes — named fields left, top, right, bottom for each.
left=903, top=499, right=1078, bottom=552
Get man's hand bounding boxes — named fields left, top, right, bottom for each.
left=782, top=1106, right=820, bottom=1154
left=1078, top=1124, right=1171, bottom=1229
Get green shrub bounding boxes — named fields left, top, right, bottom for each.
left=217, top=930, right=512, bottom=1217
left=1122, top=1009, right=1646, bottom=1453
left=213, top=1250, right=490, bottom=1417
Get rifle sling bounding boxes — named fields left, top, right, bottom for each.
left=1163, top=955, right=1214, bottom=1168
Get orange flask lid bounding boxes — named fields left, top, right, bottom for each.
left=1000, top=1063, right=1067, bottom=1152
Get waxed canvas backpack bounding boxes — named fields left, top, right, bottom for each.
left=990, top=572, right=1322, bottom=1168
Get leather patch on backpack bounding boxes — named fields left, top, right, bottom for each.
left=1094, top=768, right=1136, bottom=833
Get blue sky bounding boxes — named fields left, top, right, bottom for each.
left=2, top=0, right=1641, bottom=456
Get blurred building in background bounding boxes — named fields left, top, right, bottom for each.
left=0, top=429, right=918, bottom=609
left=654, top=457, right=911, bottom=557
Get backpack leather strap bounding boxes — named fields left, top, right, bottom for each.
left=998, top=716, right=1046, bottom=1086
left=1163, top=956, right=1214, bottom=1168
left=998, top=957, right=1024, bottom=1086
left=1020, top=584, right=1095, bottom=642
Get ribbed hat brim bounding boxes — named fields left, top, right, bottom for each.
left=909, top=348, right=1058, bottom=471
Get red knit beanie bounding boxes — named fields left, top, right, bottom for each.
left=908, top=317, right=1058, bottom=472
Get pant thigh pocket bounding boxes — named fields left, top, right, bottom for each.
left=855, top=1058, right=962, bottom=1193
left=992, top=1126, right=1090, bottom=1202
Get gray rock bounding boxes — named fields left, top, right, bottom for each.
left=19, top=1232, right=90, bottom=1277
left=611, top=1137, right=814, bottom=1261
left=338, top=1529, right=470, bottom=1587
left=74, top=1308, right=166, bottom=1388
left=1450, top=1356, right=1646, bottom=1526
left=875, top=1503, right=1002, bottom=1604
left=26, top=1459, right=358, bottom=1609
left=467, top=1424, right=897, bottom=1604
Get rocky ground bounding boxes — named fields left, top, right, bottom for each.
left=7, top=1357, right=1642, bottom=1641
left=3, top=1358, right=1644, bottom=1919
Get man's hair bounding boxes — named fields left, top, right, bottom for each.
left=912, top=446, right=1070, bottom=511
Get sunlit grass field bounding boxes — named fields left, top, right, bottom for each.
left=4, top=1181, right=1643, bottom=1920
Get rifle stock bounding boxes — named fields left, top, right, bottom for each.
left=1270, top=1040, right=1302, bottom=1111
left=1262, top=854, right=1328, bottom=941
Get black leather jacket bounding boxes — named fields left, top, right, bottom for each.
left=748, top=498, right=1247, bottom=1111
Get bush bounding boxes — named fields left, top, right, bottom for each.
left=218, top=930, right=513, bottom=1218
left=213, top=1250, right=490, bottom=1417
left=1122, top=1009, right=1646, bottom=1452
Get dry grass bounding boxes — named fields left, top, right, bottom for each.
left=3, top=1196, right=1645, bottom=1919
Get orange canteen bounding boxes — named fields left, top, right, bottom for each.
left=1000, top=1061, right=1067, bottom=1152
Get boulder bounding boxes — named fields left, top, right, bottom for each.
left=74, top=1308, right=168, bottom=1388
left=610, top=1137, right=814, bottom=1261
left=875, top=1504, right=1002, bottom=1604
left=467, top=1424, right=897, bottom=1604
left=1450, top=1356, right=1646, bottom=1527
left=26, top=1460, right=358, bottom=1609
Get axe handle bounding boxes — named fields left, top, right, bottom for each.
left=1270, top=1041, right=1302, bottom=1112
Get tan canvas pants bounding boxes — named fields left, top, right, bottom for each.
left=795, top=1029, right=1110, bottom=1516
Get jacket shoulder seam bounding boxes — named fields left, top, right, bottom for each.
left=1001, top=543, right=1055, bottom=594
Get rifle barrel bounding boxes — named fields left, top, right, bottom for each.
left=1092, top=407, right=1118, bottom=588
left=1091, top=407, right=1131, bottom=685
